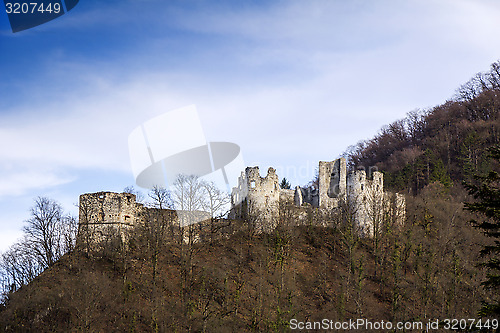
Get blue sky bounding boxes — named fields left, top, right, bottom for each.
left=1, top=0, right=500, bottom=250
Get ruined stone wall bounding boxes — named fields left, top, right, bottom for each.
left=347, top=170, right=368, bottom=234
left=230, top=166, right=281, bottom=232
left=231, top=157, right=405, bottom=237
left=79, top=192, right=141, bottom=225
left=231, top=171, right=248, bottom=207
left=346, top=169, right=396, bottom=236
left=79, top=192, right=218, bottom=249
left=79, top=158, right=405, bottom=248
left=245, top=167, right=280, bottom=232
left=279, top=189, right=294, bottom=206
left=78, top=191, right=243, bottom=250
left=78, top=192, right=144, bottom=248
left=318, top=159, right=346, bottom=209
left=295, top=186, right=319, bottom=207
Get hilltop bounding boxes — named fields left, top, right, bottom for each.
left=2, top=61, right=500, bottom=331
left=0, top=220, right=487, bottom=331
left=346, top=60, right=500, bottom=194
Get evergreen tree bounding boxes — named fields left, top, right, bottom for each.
left=464, top=145, right=500, bottom=316
left=279, top=178, right=291, bottom=189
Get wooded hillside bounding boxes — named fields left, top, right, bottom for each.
left=2, top=61, right=500, bottom=332
left=346, top=60, right=500, bottom=194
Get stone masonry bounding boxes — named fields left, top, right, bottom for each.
left=78, top=192, right=143, bottom=247
left=230, top=167, right=281, bottom=233
left=230, top=158, right=405, bottom=236
left=77, top=158, right=405, bottom=248
left=78, top=192, right=220, bottom=250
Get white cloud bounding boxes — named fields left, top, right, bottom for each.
left=0, top=168, right=74, bottom=198
left=1, top=0, right=500, bottom=252
left=2, top=1, right=500, bottom=205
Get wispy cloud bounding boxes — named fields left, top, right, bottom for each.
left=2, top=0, right=500, bottom=198
left=0, top=168, right=75, bottom=198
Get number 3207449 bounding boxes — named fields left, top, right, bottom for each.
left=5, top=2, right=62, bottom=14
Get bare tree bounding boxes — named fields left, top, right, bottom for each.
left=137, top=207, right=176, bottom=331
left=1, top=197, right=76, bottom=298
left=148, top=185, right=174, bottom=210
left=123, top=185, right=145, bottom=203
left=202, top=181, right=230, bottom=218
left=1, top=237, right=42, bottom=294
left=77, top=195, right=96, bottom=253
left=201, top=181, right=231, bottom=243
left=336, top=195, right=361, bottom=302
left=23, top=197, right=66, bottom=268
left=170, top=174, right=210, bottom=323
left=172, top=175, right=207, bottom=227
left=364, top=185, right=386, bottom=278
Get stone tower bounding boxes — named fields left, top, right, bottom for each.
left=346, top=169, right=386, bottom=236
left=230, top=157, right=405, bottom=237
left=78, top=192, right=142, bottom=249
left=231, top=166, right=280, bottom=232
left=318, top=158, right=347, bottom=209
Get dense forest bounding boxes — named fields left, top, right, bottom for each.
left=1, top=62, right=500, bottom=331
left=345, top=60, right=500, bottom=194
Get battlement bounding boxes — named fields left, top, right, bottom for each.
left=79, top=191, right=143, bottom=226
left=231, top=158, right=405, bottom=236
left=77, top=190, right=238, bottom=251
left=77, top=159, right=404, bottom=248
left=246, top=166, right=278, bottom=191
left=231, top=166, right=280, bottom=232
left=78, top=191, right=216, bottom=250
left=347, top=169, right=384, bottom=197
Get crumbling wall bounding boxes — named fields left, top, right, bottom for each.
left=78, top=192, right=144, bottom=249
left=245, top=167, right=280, bottom=232
left=279, top=189, right=294, bottom=205
left=230, top=166, right=281, bottom=232
left=318, top=159, right=346, bottom=209
left=295, top=186, right=319, bottom=207
left=79, top=192, right=184, bottom=250
left=79, top=158, right=406, bottom=248
left=231, top=171, right=248, bottom=207
left=347, top=170, right=368, bottom=234
left=346, top=169, right=396, bottom=236
left=79, top=192, right=141, bottom=225
left=278, top=158, right=404, bottom=236
left=230, top=158, right=406, bottom=236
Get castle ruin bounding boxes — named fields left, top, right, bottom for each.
left=78, top=192, right=143, bottom=247
left=230, top=158, right=405, bottom=236
left=77, top=192, right=201, bottom=250
left=77, top=158, right=405, bottom=247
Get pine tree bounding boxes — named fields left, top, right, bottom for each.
left=279, top=178, right=291, bottom=189
left=464, top=145, right=500, bottom=316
